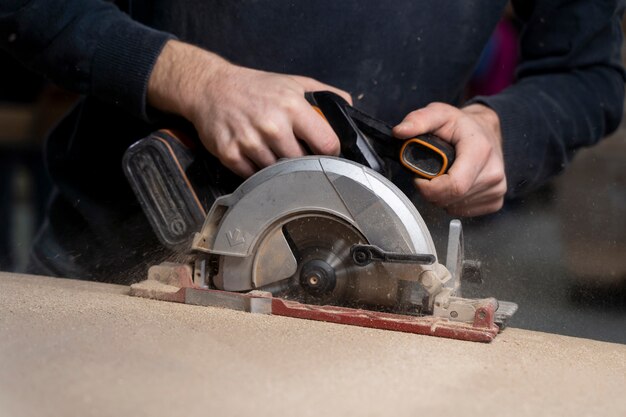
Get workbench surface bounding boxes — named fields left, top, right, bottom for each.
left=1, top=272, right=625, bottom=417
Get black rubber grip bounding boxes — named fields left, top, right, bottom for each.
left=400, top=134, right=455, bottom=178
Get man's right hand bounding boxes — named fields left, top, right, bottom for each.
left=147, top=40, right=352, bottom=177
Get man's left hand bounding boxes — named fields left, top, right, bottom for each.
left=393, top=103, right=506, bottom=217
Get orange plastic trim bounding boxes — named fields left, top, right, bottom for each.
left=311, top=105, right=328, bottom=122
left=399, top=138, right=449, bottom=179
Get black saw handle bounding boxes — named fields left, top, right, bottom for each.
left=306, top=91, right=455, bottom=179
left=305, top=91, right=386, bottom=174
left=399, top=134, right=455, bottom=179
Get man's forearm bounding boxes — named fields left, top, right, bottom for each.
left=147, top=40, right=230, bottom=119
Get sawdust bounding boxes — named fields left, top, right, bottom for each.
left=129, top=278, right=180, bottom=297
left=2, top=272, right=625, bottom=417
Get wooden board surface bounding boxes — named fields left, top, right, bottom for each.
left=1, top=272, right=625, bottom=417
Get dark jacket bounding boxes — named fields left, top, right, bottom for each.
left=1, top=0, right=624, bottom=280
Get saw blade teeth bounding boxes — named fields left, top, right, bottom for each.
left=265, top=215, right=367, bottom=305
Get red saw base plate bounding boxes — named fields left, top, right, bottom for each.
left=130, top=263, right=501, bottom=343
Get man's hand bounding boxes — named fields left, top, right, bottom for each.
left=393, top=103, right=506, bottom=217
left=148, top=40, right=351, bottom=177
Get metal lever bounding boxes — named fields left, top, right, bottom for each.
left=351, top=244, right=436, bottom=267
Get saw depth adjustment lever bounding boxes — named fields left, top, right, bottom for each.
left=351, top=244, right=436, bottom=267
left=306, top=91, right=455, bottom=179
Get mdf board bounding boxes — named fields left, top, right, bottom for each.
left=1, top=273, right=625, bottom=417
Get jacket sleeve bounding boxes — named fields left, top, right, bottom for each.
left=468, top=0, right=626, bottom=198
left=0, top=0, right=174, bottom=120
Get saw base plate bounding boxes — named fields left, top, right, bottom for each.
left=130, top=262, right=501, bottom=343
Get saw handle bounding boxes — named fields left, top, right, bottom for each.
left=400, top=134, right=455, bottom=179
left=305, top=91, right=386, bottom=174
left=306, top=91, right=455, bottom=179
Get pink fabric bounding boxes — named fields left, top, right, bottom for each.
left=468, top=19, right=519, bottom=97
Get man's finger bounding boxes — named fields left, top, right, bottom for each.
left=219, top=122, right=275, bottom=169
left=241, top=140, right=278, bottom=169
left=268, top=134, right=308, bottom=159
left=393, top=103, right=459, bottom=139
left=446, top=198, right=504, bottom=217
left=414, top=147, right=488, bottom=205
left=220, top=149, right=258, bottom=178
left=292, top=105, right=341, bottom=156
left=445, top=189, right=504, bottom=210
left=417, top=170, right=505, bottom=207
left=438, top=134, right=492, bottom=198
left=453, top=177, right=507, bottom=206
left=290, top=75, right=353, bottom=105
left=256, top=116, right=307, bottom=159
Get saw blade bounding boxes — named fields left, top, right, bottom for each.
left=282, top=215, right=362, bottom=304
left=257, top=214, right=404, bottom=310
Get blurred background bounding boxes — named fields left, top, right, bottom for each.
left=0, top=49, right=76, bottom=273
left=0, top=10, right=624, bottom=343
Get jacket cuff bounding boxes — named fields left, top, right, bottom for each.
left=91, top=17, right=174, bottom=122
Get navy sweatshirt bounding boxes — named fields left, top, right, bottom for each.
left=0, top=1, right=624, bottom=280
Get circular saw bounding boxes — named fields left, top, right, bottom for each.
left=125, top=114, right=517, bottom=343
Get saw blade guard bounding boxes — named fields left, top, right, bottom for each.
left=191, top=156, right=439, bottom=294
